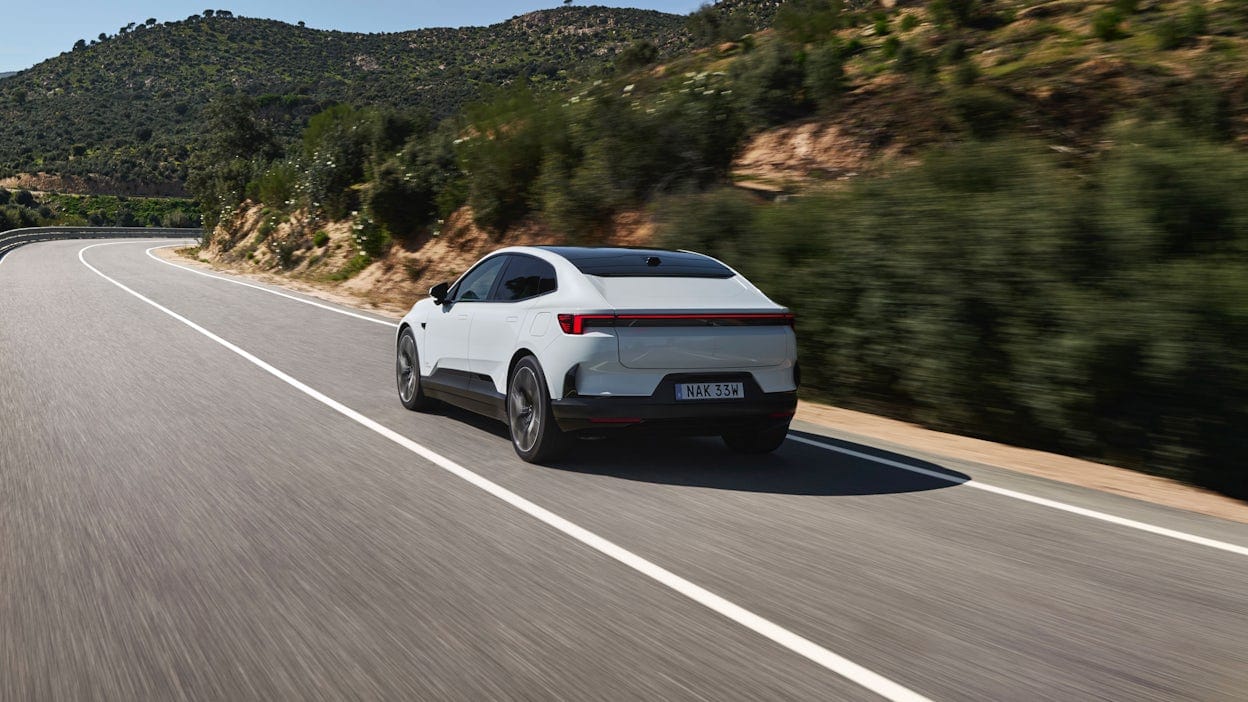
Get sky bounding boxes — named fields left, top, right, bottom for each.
left=1, top=0, right=708, bottom=73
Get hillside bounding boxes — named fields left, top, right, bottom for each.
left=0, top=8, right=688, bottom=193
left=0, top=72, right=16, bottom=81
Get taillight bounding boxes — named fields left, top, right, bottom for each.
left=557, top=314, right=615, bottom=334
left=557, top=312, right=794, bottom=334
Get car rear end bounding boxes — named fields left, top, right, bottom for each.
left=539, top=248, right=797, bottom=441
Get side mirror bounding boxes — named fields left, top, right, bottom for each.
left=430, top=282, right=450, bottom=305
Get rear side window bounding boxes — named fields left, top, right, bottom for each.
left=494, top=255, right=557, bottom=301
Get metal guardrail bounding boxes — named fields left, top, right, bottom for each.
left=0, top=227, right=197, bottom=260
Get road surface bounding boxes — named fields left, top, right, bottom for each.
left=1, top=238, right=1245, bottom=700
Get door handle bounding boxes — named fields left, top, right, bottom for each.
left=505, top=316, right=519, bottom=323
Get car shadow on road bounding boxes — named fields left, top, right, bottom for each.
left=431, top=404, right=968, bottom=496
left=541, top=429, right=969, bottom=497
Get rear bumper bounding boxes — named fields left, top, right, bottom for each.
left=550, top=373, right=797, bottom=435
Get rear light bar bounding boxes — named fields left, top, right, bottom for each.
left=557, top=312, right=795, bottom=334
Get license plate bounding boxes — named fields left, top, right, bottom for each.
left=675, top=382, right=744, bottom=401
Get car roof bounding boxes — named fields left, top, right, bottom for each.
left=530, top=246, right=735, bottom=279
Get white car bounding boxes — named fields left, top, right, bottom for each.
left=396, top=246, right=798, bottom=462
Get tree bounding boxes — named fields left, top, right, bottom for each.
left=15, top=189, right=35, bottom=207
left=73, top=39, right=86, bottom=51
left=145, top=18, right=157, bottom=26
left=203, top=9, right=214, bottom=17
left=98, top=32, right=107, bottom=42
left=615, top=40, right=659, bottom=72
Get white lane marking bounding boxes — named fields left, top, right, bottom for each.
left=144, top=245, right=399, bottom=328
left=788, top=435, right=1248, bottom=558
left=80, top=241, right=932, bottom=701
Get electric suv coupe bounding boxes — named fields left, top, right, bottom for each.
left=395, top=246, right=798, bottom=462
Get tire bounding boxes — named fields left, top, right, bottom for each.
left=507, top=356, right=568, bottom=463
left=396, top=328, right=433, bottom=411
left=723, top=422, right=790, bottom=454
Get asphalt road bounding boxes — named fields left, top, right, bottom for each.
left=2, top=238, right=1246, bottom=701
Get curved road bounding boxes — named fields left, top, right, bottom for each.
left=1, top=238, right=1246, bottom=700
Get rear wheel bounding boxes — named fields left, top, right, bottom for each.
left=508, top=356, right=568, bottom=463
left=396, top=328, right=433, bottom=411
left=723, top=423, right=790, bottom=454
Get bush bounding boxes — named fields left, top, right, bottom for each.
left=312, top=230, right=329, bottom=247
left=947, top=87, right=1017, bottom=138
left=951, top=60, right=979, bottom=86
left=804, top=42, right=847, bottom=106
left=929, top=0, right=978, bottom=27
left=351, top=213, right=390, bottom=258
left=253, top=161, right=299, bottom=209
left=616, top=40, right=660, bottom=72
left=775, top=0, right=847, bottom=43
left=1092, top=9, right=1126, bottom=41
left=14, top=189, right=35, bottom=207
left=731, top=44, right=810, bottom=127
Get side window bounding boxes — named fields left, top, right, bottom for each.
left=452, top=256, right=509, bottom=302
left=494, top=255, right=557, bottom=302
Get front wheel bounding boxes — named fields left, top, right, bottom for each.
left=396, top=328, right=433, bottom=411
left=507, top=356, right=568, bottom=463
left=723, top=423, right=790, bottom=454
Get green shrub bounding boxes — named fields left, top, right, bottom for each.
left=1093, top=9, right=1126, bottom=41
left=899, top=13, right=919, bottom=31
left=947, top=87, right=1017, bottom=138
left=951, top=60, right=979, bottom=86
left=879, top=36, right=899, bottom=61
left=1182, top=3, right=1207, bottom=36
left=804, top=42, right=847, bottom=106
left=312, top=230, right=329, bottom=247
left=730, top=44, right=810, bottom=127
left=253, top=160, right=299, bottom=209
left=616, top=40, right=660, bottom=72
left=775, top=0, right=847, bottom=44
left=929, top=0, right=978, bottom=27
left=351, top=213, right=390, bottom=258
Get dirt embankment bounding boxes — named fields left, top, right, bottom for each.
left=191, top=204, right=656, bottom=315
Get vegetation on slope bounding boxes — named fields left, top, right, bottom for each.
left=0, top=187, right=199, bottom=232
left=0, top=8, right=688, bottom=192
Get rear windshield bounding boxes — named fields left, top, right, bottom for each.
left=541, top=247, right=734, bottom=278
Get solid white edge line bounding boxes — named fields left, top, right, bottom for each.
left=789, top=435, right=1248, bottom=558
left=143, top=244, right=399, bottom=328
left=79, top=241, right=933, bottom=701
